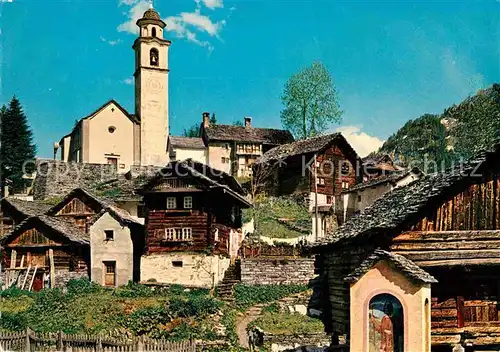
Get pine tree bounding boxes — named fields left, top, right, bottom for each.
left=1, top=97, right=37, bottom=193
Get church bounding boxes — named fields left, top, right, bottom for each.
left=55, top=6, right=292, bottom=176
left=57, top=8, right=170, bottom=172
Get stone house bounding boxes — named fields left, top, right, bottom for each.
left=311, top=143, right=500, bottom=350
left=139, top=159, right=252, bottom=288
left=200, top=113, right=294, bottom=178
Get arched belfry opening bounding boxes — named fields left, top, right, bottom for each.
left=150, top=48, right=159, bottom=66
left=152, top=27, right=157, bottom=37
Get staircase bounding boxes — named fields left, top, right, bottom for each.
left=217, top=261, right=241, bottom=301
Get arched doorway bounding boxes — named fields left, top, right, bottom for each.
left=369, top=293, right=404, bottom=352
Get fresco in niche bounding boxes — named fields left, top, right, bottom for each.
left=369, top=293, right=404, bottom=352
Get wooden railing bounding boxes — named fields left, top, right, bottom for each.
left=0, top=329, right=197, bottom=352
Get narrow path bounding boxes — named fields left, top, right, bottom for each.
left=235, top=304, right=263, bottom=349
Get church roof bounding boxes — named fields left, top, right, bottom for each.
left=203, top=124, right=293, bottom=145
left=345, top=249, right=438, bottom=284
left=143, top=8, right=161, bottom=20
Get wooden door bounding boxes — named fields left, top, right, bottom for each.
left=103, top=261, right=116, bottom=287
left=32, top=273, right=44, bottom=292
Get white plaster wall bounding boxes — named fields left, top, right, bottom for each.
left=208, top=144, right=232, bottom=174
left=140, top=253, right=230, bottom=288
left=90, top=213, right=134, bottom=287
left=87, top=102, right=135, bottom=173
left=357, top=183, right=393, bottom=212
left=172, top=148, right=207, bottom=164
left=115, top=200, right=145, bottom=224
left=308, top=192, right=329, bottom=212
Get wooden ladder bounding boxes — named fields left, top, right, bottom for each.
left=19, top=265, right=38, bottom=291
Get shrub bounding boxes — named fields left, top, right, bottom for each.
left=67, top=278, right=101, bottom=296
left=168, top=296, right=221, bottom=318
left=120, top=306, right=171, bottom=336
left=0, top=287, right=34, bottom=298
left=250, top=311, right=324, bottom=335
left=233, top=284, right=308, bottom=309
left=114, top=281, right=154, bottom=298
left=0, top=312, right=26, bottom=331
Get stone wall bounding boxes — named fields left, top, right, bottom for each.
left=241, top=258, right=315, bottom=285
left=54, top=270, right=89, bottom=289
left=33, top=159, right=118, bottom=200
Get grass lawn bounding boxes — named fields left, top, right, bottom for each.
left=250, top=311, right=324, bottom=335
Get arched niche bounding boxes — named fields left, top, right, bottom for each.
left=369, top=293, right=404, bottom=352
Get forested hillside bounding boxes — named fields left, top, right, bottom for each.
left=378, top=84, right=500, bottom=170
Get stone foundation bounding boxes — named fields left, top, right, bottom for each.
left=241, top=258, right=315, bottom=285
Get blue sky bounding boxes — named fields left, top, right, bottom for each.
left=0, top=0, right=498, bottom=158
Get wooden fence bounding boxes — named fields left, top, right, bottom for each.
left=0, top=329, right=197, bottom=352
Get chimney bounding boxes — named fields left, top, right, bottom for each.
left=202, top=112, right=210, bottom=128
left=244, top=116, right=252, bottom=128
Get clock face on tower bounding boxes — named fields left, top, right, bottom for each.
left=147, top=78, right=163, bottom=94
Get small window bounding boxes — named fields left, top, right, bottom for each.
left=172, top=260, right=183, bottom=267
left=166, top=197, right=176, bottom=209
left=152, top=27, right=157, bottom=37
left=108, top=126, right=116, bottom=133
left=326, top=196, right=332, bottom=204
left=357, top=195, right=362, bottom=202
left=184, top=196, right=193, bottom=209
left=107, top=157, right=118, bottom=166
left=317, top=177, right=325, bottom=185
left=341, top=162, right=350, bottom=175
left=164, top=228, right=175, bottom=240
left=182, top=228, right=192, bottom=240
left=105, top=230, right=114, bottom=241
left=342, top=181, right=350, bottom=190
left=150, top=48, right=159, bottom=66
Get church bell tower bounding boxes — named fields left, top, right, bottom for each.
left=133, top=7, right=171, bottom=166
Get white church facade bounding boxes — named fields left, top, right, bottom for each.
left=56, top=8, right=171, bottom=172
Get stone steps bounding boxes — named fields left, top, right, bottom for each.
left=217, top=262, right=242, bottom=301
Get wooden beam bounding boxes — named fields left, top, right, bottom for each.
left=49, top=249, right=55, bottom=288
left=20, top=265, right=31, bottom=290
left=392, top=240, right=500, bottom=251
left=431, top=334, right=461, bottom=345
left=394, top=249, right=500, bottom=262
left=416, top=258, right=500, bottom=267
left=9, top=249, right=16, bottom=269
left=394, top=230, right=500, bottom=242
left=28, top=266, right=37, bottom=291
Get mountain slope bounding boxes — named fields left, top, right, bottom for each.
left=378, top=84, right=500, bottom=170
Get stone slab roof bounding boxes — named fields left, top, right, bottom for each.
left=204, top=124, right=293, bottom=145
left=140, top=159, right=252, bottom=208
left=0, top=215, right=89, bottom=245
left=257, top=132, right=358, bottom=164
left=1, top=198, right=52, bottom=217
left=169, top=136, right=206, bottom=149
left=47, top=188, right=141, bottom=226
left=345, top=249, right=438, bottom=284
left=313, top=143, right=500, bottom=248
left=346, top=168, right=421, bottom=193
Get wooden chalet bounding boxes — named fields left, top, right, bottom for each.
left=256, top=133, right=361, bottom=205
left=311, top=143, right=500, bottom=350
left=1, top=215, right=89, bottom=291
left=139, top=159, right=251, bottom=256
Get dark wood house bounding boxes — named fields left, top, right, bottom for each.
left=257, top=133, right=361, bottom=205
left=138, top=159, right=251, bottom=287
left=311, top=143, right=500, bottom=350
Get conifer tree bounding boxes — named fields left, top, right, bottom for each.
left=1, top=97, right=37, bottom=192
